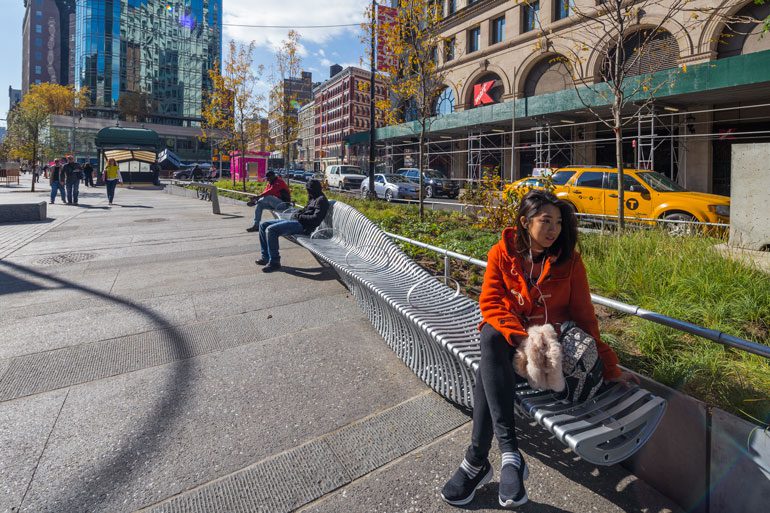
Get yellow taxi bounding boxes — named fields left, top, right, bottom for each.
left=545, top=166, right=730, bottom=225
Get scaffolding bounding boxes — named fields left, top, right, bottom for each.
left=635, top=104, right=681, bottom=180
left=467, top=131, right=504, bottom=182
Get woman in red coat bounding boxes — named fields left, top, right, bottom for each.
left=441, top=190, right=637, bottom=508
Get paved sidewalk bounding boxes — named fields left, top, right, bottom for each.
left=0, top=185, right=681, bottom=512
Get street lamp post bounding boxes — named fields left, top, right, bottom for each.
left=367, top=0, right=377, bottom=199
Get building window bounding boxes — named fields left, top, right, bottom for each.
left=35, top=51, right=42, bottom=61
left=35, top=24, right=42, bottom=33
left=35, top=65, right=42, bottom=75
left=555, top=0, right=572, bottom=21
left=444, top=36, right=456, bottom=61
left=491, top=16, right=505, bottom=44
left=468, top=27, right=480, bottom=53
left=522, top=1, right=540, bottom=33
left=35, top=37, right=42, bottom=47
left=447, top=0, right=455, bottom=15
left=35, top=10, right=42, bottom=17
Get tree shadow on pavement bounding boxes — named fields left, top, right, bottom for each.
left=0, top=260, right=195, bottom=512
left=117, top=204, right=154, bottom=209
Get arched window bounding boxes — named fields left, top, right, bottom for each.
left=433, top=86, right=455, bottom=116
left=717, top=2, right=770, bottom=58
left=602, top=29, right=679, bottom=81
left=523, top=56, right=571, bottom=97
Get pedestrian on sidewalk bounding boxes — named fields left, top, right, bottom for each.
left=83, top=162, right=95, bottom=187
left=150, top=159, right=161, bottom=186
left=245, top=170, right=291, bottom=232
left=256, top=179, right=328, bottom=273
left=32, top=164, right=40, bottom=183
left=62, top=156, right=83, bottom=205
left=48, top=159, right=66, bottom=204
left=103, top=158, right=122, bottom=205
left=440, top=190, right=637, bottom=509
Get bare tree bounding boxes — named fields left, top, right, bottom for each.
left=528, top=0, right=697, bottom=230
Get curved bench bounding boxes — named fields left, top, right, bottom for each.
left=289, top=200, right=666, bottom=466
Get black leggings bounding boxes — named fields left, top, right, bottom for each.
left=465, top=323, right=520, bottom=465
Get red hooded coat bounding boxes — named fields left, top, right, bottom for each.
left=478, top=227, right=621, bottom=380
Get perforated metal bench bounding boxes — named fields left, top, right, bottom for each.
left=286, top=200, right=666, bottom=466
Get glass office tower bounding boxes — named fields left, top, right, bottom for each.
left=75, top=0, right=222, bottom=125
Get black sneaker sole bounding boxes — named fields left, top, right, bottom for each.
left=440, top=466, right=493, bottom=506
left=499, top=462, right=529, bottom=508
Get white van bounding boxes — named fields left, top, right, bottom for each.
left=325, top=165, right=367, bottom=190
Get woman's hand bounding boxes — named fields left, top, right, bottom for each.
left=608, top=370, right=640, bottom=386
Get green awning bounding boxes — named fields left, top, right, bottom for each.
left=95, top=127, right=162, bottom=151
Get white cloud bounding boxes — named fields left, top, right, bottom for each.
left=223, top=0, right=367, bottom=50
left=317, top=49, right=326, bottom=57
left=320, top=58, right=332, bottom=67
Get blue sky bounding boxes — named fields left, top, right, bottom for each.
left=0, top=0, right=370, bottom=127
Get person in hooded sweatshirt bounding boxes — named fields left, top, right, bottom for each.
left=256, top=179, right=329, bottom=273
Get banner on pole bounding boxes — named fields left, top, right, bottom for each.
left=376, top=5, right=398, bottom=72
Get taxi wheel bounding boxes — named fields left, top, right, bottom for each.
left=663, top=212, right=697, bottom=236
left=425, top=186, right=434, bottom=198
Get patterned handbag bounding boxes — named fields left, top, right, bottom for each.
left=556, top=321, right=604, bottom=403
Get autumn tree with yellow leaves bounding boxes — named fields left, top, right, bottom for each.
left=4, top=83, right=89, bottom=192
left=202, top=40, right=265, bottom=188
left=373, top=0, right=454, bottom=218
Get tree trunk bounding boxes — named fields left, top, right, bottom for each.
left=614, top=104, right=624, bottom=232
left=30, top=139, right=37, bottom=193
left=242, top=136, right=247, bottom=191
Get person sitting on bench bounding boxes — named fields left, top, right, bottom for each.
left=245, top=171, right=291, bottom=232
left=440, top=190, right=637, bottom=509
left=256, top=179, right=328, bottom=273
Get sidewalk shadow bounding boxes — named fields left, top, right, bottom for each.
left=117, top=204, right=154, bottom=209
left=280, top=265, right=338, bottom=281
left=0, top=260, right=195, bottom=512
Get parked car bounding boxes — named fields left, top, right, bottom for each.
left=173, top=166, right=206, bottom=181
left=360, top=173, right=420, bottom=201
left=397, top=168, right=460, bottom=199
left=544, top=166, right=730, bottom=230
left=509, top=176, right=549, bottom=190
left=302, top=171, right=316, bottom=182
left=291, top=170, right=306, bottom=181
left=325, top=165, right=367, bottom=190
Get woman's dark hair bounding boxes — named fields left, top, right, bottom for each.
left=513, top=189, right=578, bottom=265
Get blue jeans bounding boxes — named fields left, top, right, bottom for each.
left=66, top=181, right=80, bottom=204
left=258, top=219, right=305, bottom=264
left=106, top=180, right=118, bottom=203
left=252, top=195, right=286, bottom=225
left=50, top=181, right=66, bottom=203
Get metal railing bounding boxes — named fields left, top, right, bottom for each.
left=385, top=231, right=770, bottom=360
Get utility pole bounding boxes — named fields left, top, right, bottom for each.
left=367, top=0, right=377, bottom=199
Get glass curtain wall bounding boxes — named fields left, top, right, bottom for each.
left=75, top=0, right=222, bottom=125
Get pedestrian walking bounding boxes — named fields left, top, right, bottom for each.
left=48, top=159, right=66, bottom=204
left=439, top=190, right=637, bottom=509
left=62, top=156, right=83, bottom=205
left=32, top=164, right=40, bottom=183
left=83, top=162, right=95, bottom=187
left=150, top=159, right=161, bottom=186
left=103, top=158, right=122, bottom=205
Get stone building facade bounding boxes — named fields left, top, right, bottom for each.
left=361, top=0, right=770, bottom=195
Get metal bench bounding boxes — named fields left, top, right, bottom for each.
left=288, top=200, right=666, bottom=466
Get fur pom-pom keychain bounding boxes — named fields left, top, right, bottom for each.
left=514, top=324, right=566, bottom=392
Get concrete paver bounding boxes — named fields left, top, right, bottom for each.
left=0, top=182, right=682, bottom=512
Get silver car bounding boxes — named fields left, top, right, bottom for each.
left=360, top=173, right=420, bottom=201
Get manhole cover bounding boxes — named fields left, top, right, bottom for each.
left=133, top=218, right=168, bottom=223
left=37, top=252, right=96, bottom=265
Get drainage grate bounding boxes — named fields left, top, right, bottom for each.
left=133, top=218, right=168, bottom=223
left=37, top=252, right=96, bottom=265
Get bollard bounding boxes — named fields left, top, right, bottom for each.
left=208, top=185, right=221, bottom=214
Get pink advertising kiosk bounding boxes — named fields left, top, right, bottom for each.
left=230, top=151, right=271, bottom=182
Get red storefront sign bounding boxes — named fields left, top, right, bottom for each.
left=473, top=80, right=496, bottom=106
left=376, top=6, right=398, bottom=72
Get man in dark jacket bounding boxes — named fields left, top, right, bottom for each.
left=62, top=156, right=83, bottom=205
left=256, top=179, right=329, bottom=273
left=82, top=162, right=95, bottom=187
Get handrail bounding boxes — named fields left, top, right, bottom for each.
left=385, top=231, right=770, bottom=360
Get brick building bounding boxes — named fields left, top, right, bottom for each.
left=313, top=65, right=387, bottom=170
